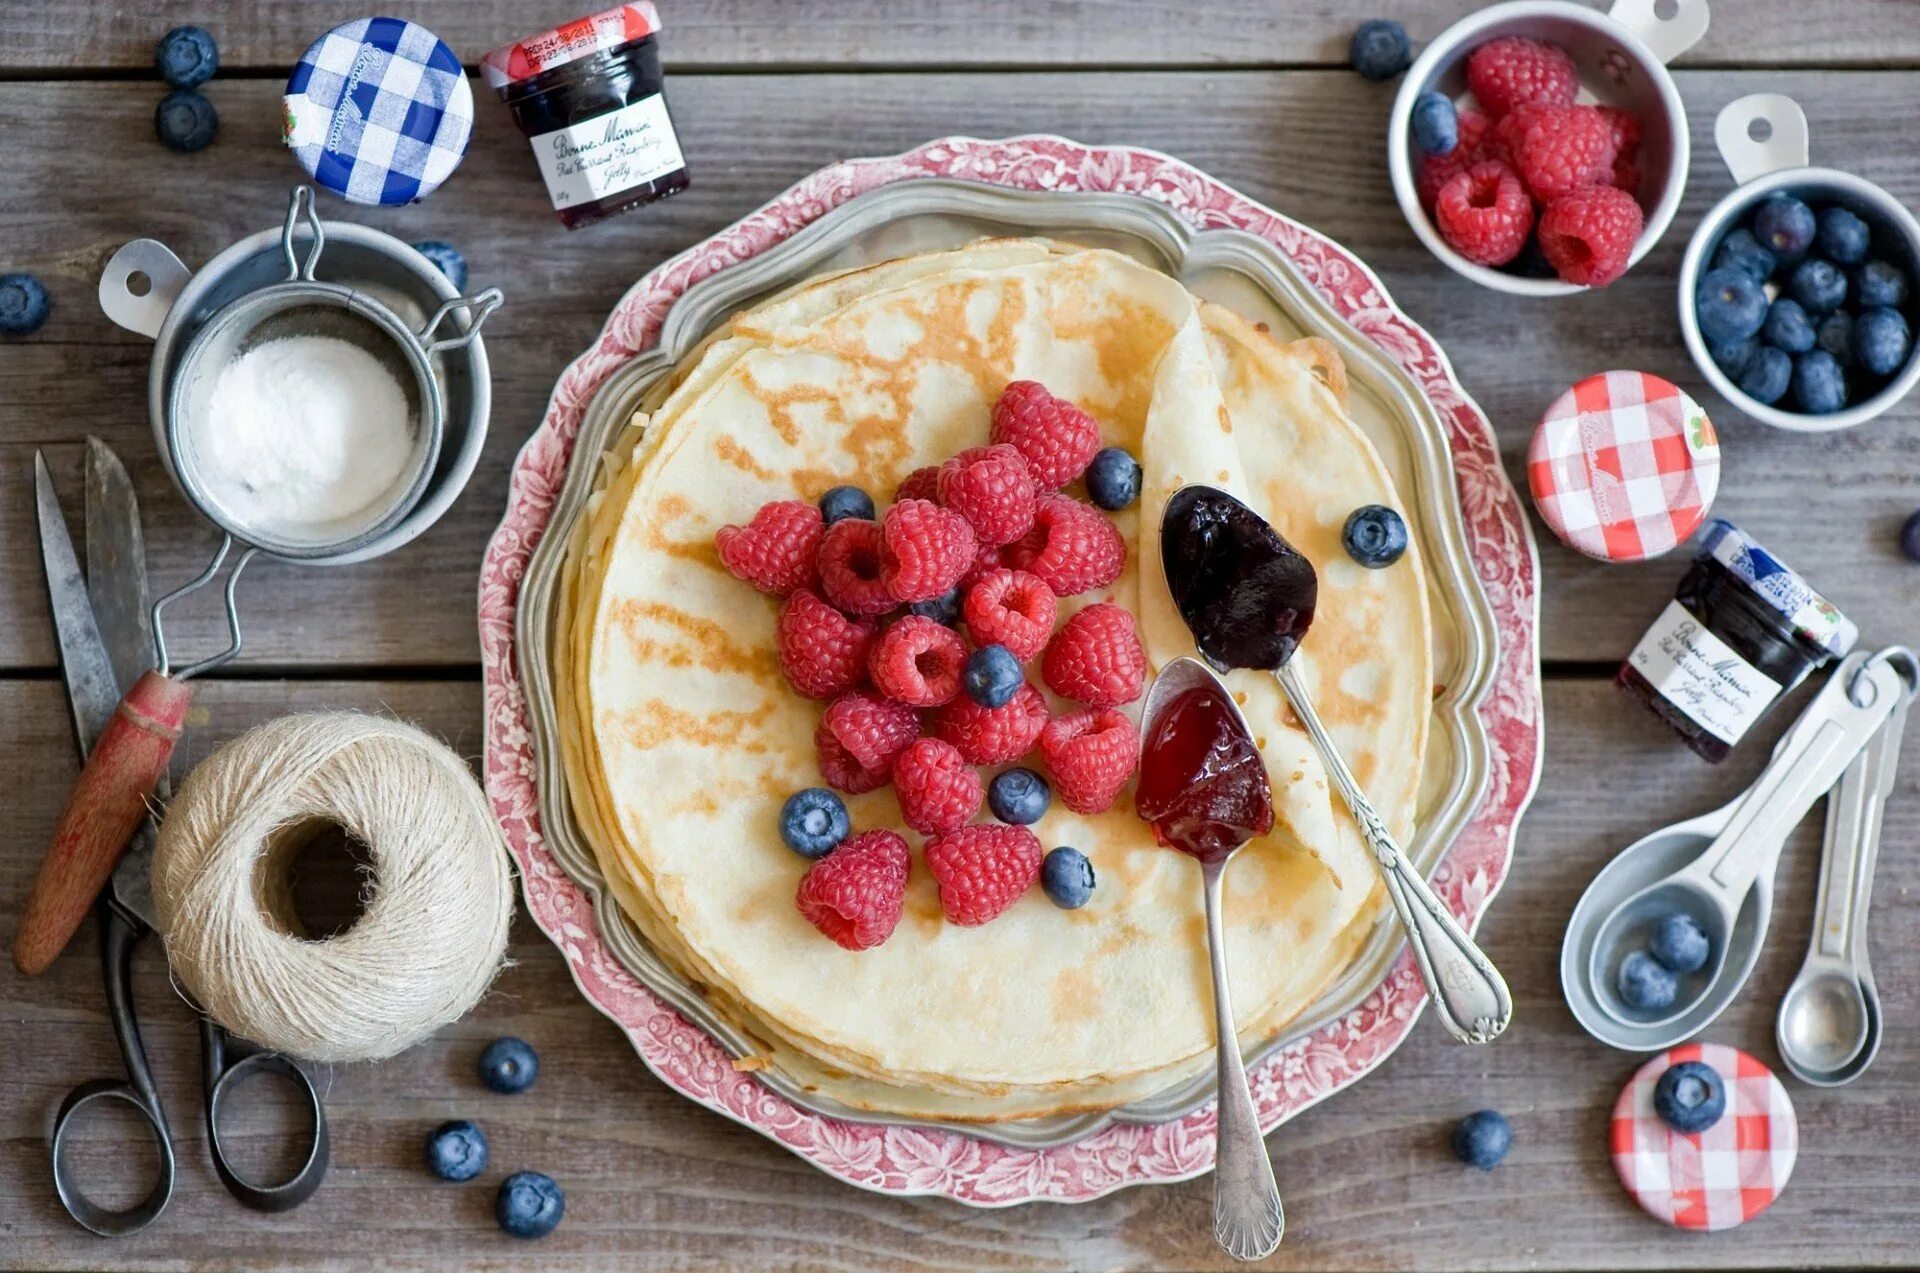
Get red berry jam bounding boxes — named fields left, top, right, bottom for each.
left=482, top=4, right=690, bottom=229
left=1160, top=485, right=1317, bottom=671
left=1135, top=683, right=1274, bottom=865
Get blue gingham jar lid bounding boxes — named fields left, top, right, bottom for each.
left=283, top=17, right=473, bottom=205
left=1698, top=519, right=1858, bottom=657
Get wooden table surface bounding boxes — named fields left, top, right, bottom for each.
left=4, top=3, right=1919, bottom=1270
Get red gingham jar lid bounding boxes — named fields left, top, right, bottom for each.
left=1528, top=371, right=1721, bottom=562
left=1610, top=1043, right=1797, bottom=1232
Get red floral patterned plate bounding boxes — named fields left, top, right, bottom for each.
left=478, top=135, right=1543, bottom=1205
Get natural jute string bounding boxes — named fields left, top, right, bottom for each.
left=152, top=712, right=514, bottom=1064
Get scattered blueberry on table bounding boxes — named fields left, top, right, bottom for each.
left=1617, top=950, right=1677, bottom=1012
left=988, top=767, right=1050, bottom=825
left=818, top=484, right=874, bottom=525
left=1899, top=509, right=1920, bottom=563
left=155, top=89, right=218, bottom=152
left=496, top=1171, right=565, bottom=1239
left=1342, top=505, right=1409, bottom=568
left=1349, top=19, right=1412, bottom=82
left=478, top=1037, right=540, bottom=1094
left=964, top=644, right=1023, bottom=709
left=1451, top=1110, right=1511, bottom=1170
left=1040, top=846, right=1096, bottom=909
left=156, top=25, right=218, bottom=89
left=1411, top=91, right=1458, bottom=156
left=1649, top=911, right=1710, bottom=974
left=412, top=240, right=469, bottom=292
left=1653, top=1060, right=1726, bottom=1134
left=425, top=1119, right=489, bottom=1182
left=905, top=585, right=962, bottom=626
left=780, top=788, right=850, bottom=859
left=1085, top=446, right=1142, bottom=510
left=0, top=273, right=50, bottom=335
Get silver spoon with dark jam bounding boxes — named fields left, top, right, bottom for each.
left=1160, top=484, right=1513, bottom=1046
left=1136, top=656, right=1284, bottom=1262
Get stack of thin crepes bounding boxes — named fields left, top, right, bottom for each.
left=553, top=239, right=1432, bottom=1121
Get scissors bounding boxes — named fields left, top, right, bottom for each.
left=38, top=441, right=329, bottom=1236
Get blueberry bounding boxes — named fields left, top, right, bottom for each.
left=1450, top=1110, right=1512, bottom=1170
left=1711, top=228, right=1777, bottom=283
left=412, top=240, right=468, bottom=291
left=1411, top=91, right=1459, bottom=156
left=1793, top=349, right=1848, bottom=414
left=964, top=644, right=1023, bottom=709
left=496, top=1171, right=565, bottom=1239
left=1856, top=259, right=1911, bottom=309
left=1085, top=446, right=1142, bottom=510
left=1653, top=1060, right=1726, bottom=1135
left=478, top=1037, right=540, bottom=1094
left=1900, top=509, right=1920, bottom=563
left=818, top=485, right=875, bottom=525
left=1040, top=847, right=1096, bottom=909
left=1816, top=206, right=1872, bottom=265
left=1707, top=334, right=1757, bottom=379
left=424, top=1119, right=488, bottom=1182
left=779, top=788, right=849, bottom=859
left=1349, top=19, right=1412, bottom=81
left=1648, top=912, right=1710, bottom=974
left=155, top=25, right=218, bottom=89
left=1752, top=194, right=1816, bottom=264
left=1817, top=311, right=1855, bottom=366
left=1761, top=298, right=1815, bottom=353
left=0, top=273, right=51, bottom=335
left=155, top=89, right=217, bottom=152
left=1787, top=258, right=1848, bottom=315
left=1853, top=306, right=1913, bottom=378
left=1342, top=504, right=1409, bottom=568
left=1616, top=950, right=1677, bottom=1012
left=1694, top=267, right=1768, bottom=343
left=906, top=586, right=961, bottom=626
left=988, top=767, right=1051, bottom=825
left=1736, top=346, right=1792, bottom=406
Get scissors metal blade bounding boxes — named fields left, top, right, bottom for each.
left=84, top=438, right=155, bottom=694
left=34, top=452, right=121, bottom=755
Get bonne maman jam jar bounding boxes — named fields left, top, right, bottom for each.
left=482, top=3, right=690, bottom=229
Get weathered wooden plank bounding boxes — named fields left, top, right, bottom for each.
left=2, top=675, right=1916, bottom=1271
left=1, top=71, right=1916, bottom=670
left=1, top=0, right=1917, bottom=72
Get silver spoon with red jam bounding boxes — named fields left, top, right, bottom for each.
left=1136, top=655, right=1284, bottom=1262
left=1160, top=484, right=1512, bottom=1046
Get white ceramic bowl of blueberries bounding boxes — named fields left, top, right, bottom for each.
left=1681, top=94, right=1920, bottom=430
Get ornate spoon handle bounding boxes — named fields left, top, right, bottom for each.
left=1275, top=663, right=1513, bottom=1045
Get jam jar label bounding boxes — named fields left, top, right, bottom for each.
left=526, top=93, right=683, bottom=211
left=1627, top=600, right=1784, bottom=744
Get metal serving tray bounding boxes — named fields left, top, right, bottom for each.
left=515, top=178, right=1500, bottom=1149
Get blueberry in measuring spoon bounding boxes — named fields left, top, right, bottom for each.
left=1695, top=268, right=1768, bottom=343
left=1753, top=195, right=1816, bottom=264
left=818, top=485, right=875, bottom=525
left=988, top=767, right=1050, bottom=825
left=1160, top=485, right=1318, bottom=672
left=1617, top=950, right=1677, bottom=1012
left=1711, top=228, right=1776, bottom=282
left=1653, top=1060, right=1725, bottom=1134
left=1412, top=91, right=1459, bottom=156
left=0, top=273, right=51, bottom=335
left=1349, top=19, right=1411, bottom=81
left=155, top=89, right=217, bottom=152
left=1816, top=206, right=1872, bottom=265
left=478, top=1037, right=540, bottom=1093
left=964, top=644, right=1023, bottom=708
left=1853, top=307, right=1912, bottom=378
left=1737, top=346, right=1793, bottom=406
left=1787, top=258, right=1848, bottom=315
left=425, top=1119, right=488, bottom=1182
left=906, top=585, right=962, bottom=626
left=496, top=1171, right=565, bottom=1239
left=1085, top=446, right=1142, bottom=510
left=412, top=240, right=468, bottom=291
left=156, top=25, right=218, bottom=89
left=1451, top=1110, right=1512, bottom=1170
left=1900, top=509, right=1920, bottom=563
left=1708, top=334, right=1758, bottom=379
left=1793, top=349, right=1848, bottom=414
left=780, top=787, right=849, bottom=859
left=1817, top=311, right=1855, bottom=366
left=1649, top=911, right=1710, bottom=973
left=1761, top=298, right=1815, bottom=354
left=1856, top=260, right=1910, bottom=309
left=1342, top=505, right=1409, bottom=569
left=1041, top=846, right=1096, bottom=909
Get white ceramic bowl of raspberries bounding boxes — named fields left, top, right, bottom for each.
left=1680, top=94, right=1920, bottom=431
left=1388, top=0, right=1707, bottom=296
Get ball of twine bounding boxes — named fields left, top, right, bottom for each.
left=152, top=712, right=514, bottom=1064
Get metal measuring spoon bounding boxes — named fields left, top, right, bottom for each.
left=1778, top=652, right=1914, bottom=1085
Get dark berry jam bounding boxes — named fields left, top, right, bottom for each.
left=1161, top=485, right=1317, bottom=671
left=1135, top=683, right=1274, bottom=864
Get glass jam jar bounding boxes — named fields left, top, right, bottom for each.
left=481, top=3, right=690, bottom=229
left=1618, top=520, right=1857, bottom=762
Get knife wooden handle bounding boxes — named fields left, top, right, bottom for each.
left=13, top=670, right=191, bottom=975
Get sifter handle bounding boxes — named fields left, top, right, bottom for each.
left=13, top=671, right=191, bottom=975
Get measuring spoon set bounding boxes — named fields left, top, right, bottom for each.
left=1562, top=647, right=1916, bottom=1084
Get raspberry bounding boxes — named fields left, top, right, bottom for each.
left=796, top=829, right=910, bottom=950
left=1417, top=107, right=1494, bottom=207
left=1500, top=102, right=1618, bottom=203
left=963, top=568, right=1056, bottom=662
left=1434, top=161, right=1534, bottom=267
left=894, top=465, right=941, bottom=503
left=989, top=381, right=1102, bottom=490
left=1001, top=494, right=1125, bottom=597
left=1597, top=104, right=1641, bottom=158
left=817, top=518, right=895, bottom=617
left=821, top=690, right=919, bottom=775
left=878, top=499, right=977, bottom=603
left=932, top=682, right=1049, bottom=765
left=868, top=615, right=967, bottom=707
left=960, top=539, right=1005, bottom=591
left=1041, top=708, right=1140, bottom=815
left=815, top=719, right=890, bottom=794
left=1610, top=156, right=1642, bottom=197
left=1466, top=36, right=1578, bottom=118
left=776, top=589, right=876, bottom=699
left=1041, top=603, right=1147, bottom=708
left=936, top=444, right=1037, bottom=546
left=714, top=500, right=823, bottom=596
left=925, top=824, right=1043, bottom=927
left=1538, top=184, right=1644, bottom=288
left=892, top=737, right=984, bottom=836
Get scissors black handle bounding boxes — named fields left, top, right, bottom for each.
left=49, top=897, right=176, bottom=1236
left=201, top=1019, right=330, bottom=1211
